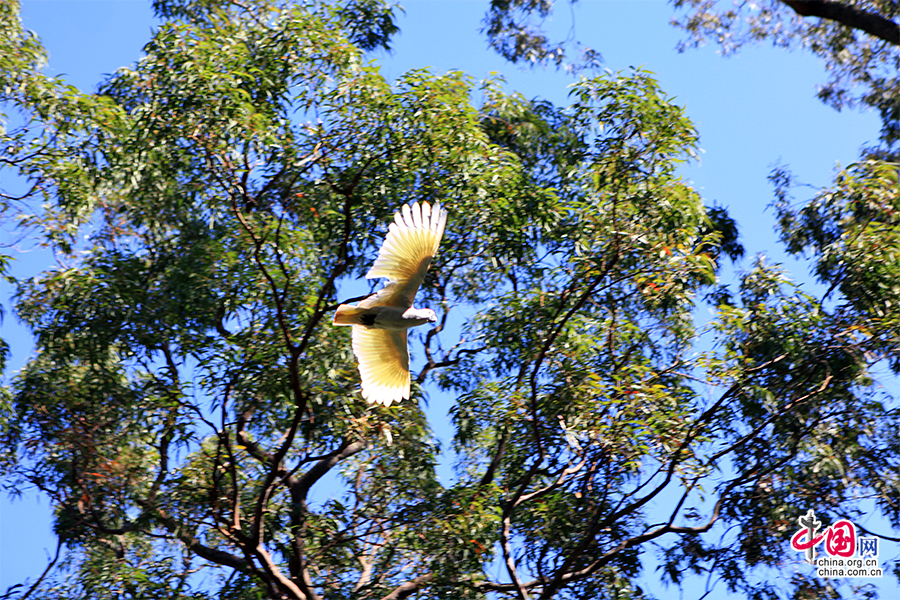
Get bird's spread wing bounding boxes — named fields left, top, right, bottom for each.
left=360, top=201, right=447, bottom=309
left=351, top=326, right=409, bottom=406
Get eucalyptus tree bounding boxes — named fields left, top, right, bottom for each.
left=485, top=0, right=900, bottom=146
left=1, top=1, right=897, bottom=600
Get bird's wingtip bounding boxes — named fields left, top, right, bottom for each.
left=361, top=386, right=409, bottom=407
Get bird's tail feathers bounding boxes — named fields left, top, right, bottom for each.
left=333, top=304, right=365, bottom=325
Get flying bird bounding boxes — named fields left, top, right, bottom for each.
left=333, top=201, right=448, bottom=406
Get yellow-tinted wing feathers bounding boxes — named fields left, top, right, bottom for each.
left=362, top=201, right=447, bottom=309
left=351, top=327, right=409, bottom=406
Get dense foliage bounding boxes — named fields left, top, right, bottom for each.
left=1, top=1, right=897, bottom=599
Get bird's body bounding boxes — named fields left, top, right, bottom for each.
left=333, top=201, right=447, bottom=406
left=333, top=305, right=435, bottom=330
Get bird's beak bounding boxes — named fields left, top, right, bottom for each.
left=429, top=313, right=437, bottom=323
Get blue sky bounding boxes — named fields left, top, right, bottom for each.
left=1, top=0, right=886, bottom=595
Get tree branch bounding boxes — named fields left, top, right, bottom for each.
left=781, top=0, right=900, bottom=46
left=380, top=573, right=434, bottom=600
left=251, top=407, right=305, bottom=548
left=19, top=537, right=61, bottom=600
left=853, top=522, right=900, bottom=543
left=478, top=431, right=507, bottom=488
left=282, top=439, right=367, bottom=600
left=150, top=507, right=250, bottom=572
left=236, top=405, right=274, bottom=466
left=500, top=511, right=531, bottom=600
left=291, top=439, right=368, bottom=502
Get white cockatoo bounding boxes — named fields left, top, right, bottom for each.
left=333, top=201, right=448, bottom=406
